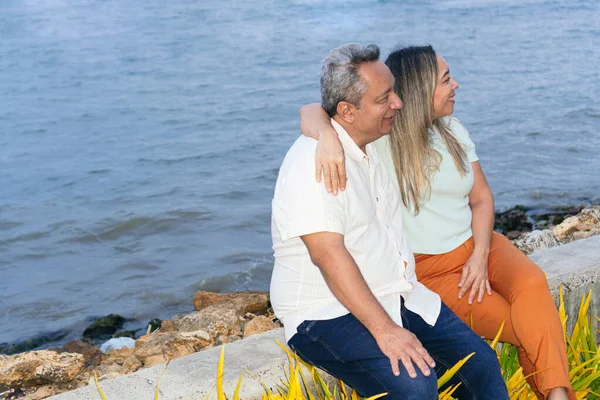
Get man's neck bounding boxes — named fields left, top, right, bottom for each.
left=332, top=116, right=368, bottom=153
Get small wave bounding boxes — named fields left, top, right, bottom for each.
left=136, top=154, right=206, bottom=165
left=191, top=254, right=273, bottom=293
left=563, top=106, right=600, bottom=119
left=88, top=169, right=111, bottom=175
left=0, top=220, right=23, bottom=231
left=121, top=273, right=153, bottom=282
left=66, top=210, right=213, bottom=243
left=0, top=230, right=50, bottom=246
left=217, top=251, right=271, bottom=265
left=16, top=252, right=48, bottom=261
left=115, top=261, right=161, bottom=273
left=206, top=190, right=252, bottom=201
left=21, top=128, right=47, bottom=135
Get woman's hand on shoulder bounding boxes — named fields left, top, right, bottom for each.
left=458, top=249, right=492, bottom=304
left=299, top=103, right=347, bottom=195
left=315, top=128, right=346, bottom=195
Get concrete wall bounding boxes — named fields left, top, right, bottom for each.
left=531, top=235, right=600, bottom=340
left=49, top=235, right=600, bottom=400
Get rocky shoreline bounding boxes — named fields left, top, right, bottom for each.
left=1, top=205, right=599, bottom=400
left=0, top=292, right=282, bottom=399
left=496, top=205, right=600, bottom=254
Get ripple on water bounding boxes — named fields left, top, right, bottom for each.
left=66, top=210, right=214, bottom=243
left=191, top=254, right=273, bottom=293
left=0, top=220, right=24, bottom=231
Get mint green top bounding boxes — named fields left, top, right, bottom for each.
left=373, top=117, right=479, bottom=254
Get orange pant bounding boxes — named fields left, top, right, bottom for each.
left=415, top=232, right=574, bottom=400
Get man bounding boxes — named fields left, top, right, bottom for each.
left=270, top=44, right=508, bottom=399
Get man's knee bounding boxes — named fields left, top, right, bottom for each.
left=471, top=341, right=503, bottom=377
left=380, top=372, right=438, bottom=400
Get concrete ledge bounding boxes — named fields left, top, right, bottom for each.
left=49, top=329, right=289, bottom=400
left=50, top=235, right=600, bottom=400
left=530, top=234, right=600, bottom=339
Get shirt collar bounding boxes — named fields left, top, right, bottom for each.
left=331, top=119, right=381, bottom=166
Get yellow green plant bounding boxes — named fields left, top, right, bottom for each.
left=488, top=288, right=600, bottom=399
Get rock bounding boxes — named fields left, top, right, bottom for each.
left=243, top=316, right=280, bottom=338
left=494, top=205, right=532, bottom=235
left=0, top=388, right=25, bottom=398
left=193, top=291, right=270, bottom=315
left=0, top=350, right=84, bottom=390
left=160, top=320, right=176, bottom=333
left=572, top=231, right=594, bottom=240
left=173, top=306, right=242, bottom=336
left=113, top=330, right=138, bottom=339
left=98, top=347, right=142, bottom=376
left=530, top=206, right=582, bottom=230
left=505, top=230, right=523, bottom=240
left=512, top=229, right=559, bottom=255
left=27, top=385, right=60, bottom=400
left=100, top=338, right=136, bottom=354
left=550, top=206, right=600, bottom=241
left=120, top=356, right=143, bottom=375
left=578, top=206, right=600, bottom=224
left=133, top=330, right=211, bottom=367
left=214, top=335, right=241, bottom=346
left=100, top=347, right=135, bottom=368
left=551, top=216, right=580, bottom=239
left=60, top=339, right=102, bottom=367
left=82, top=314, right=125, bottom=340
left=0, top=331, right=69, bottom=356
left=147, top=318, right=162, bottom=334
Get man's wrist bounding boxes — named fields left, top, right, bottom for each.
left=369, top=317, right=398, bottom=339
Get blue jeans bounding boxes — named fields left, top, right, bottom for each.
left=288, top=303, right=508, bottom=400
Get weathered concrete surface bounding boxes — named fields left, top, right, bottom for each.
left=530, top=234, right=600, bottom=340
left=49, top=329, right=290, bottom=400
left=50, top=235, right=600, bottom=400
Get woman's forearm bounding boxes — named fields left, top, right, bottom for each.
left=299, top=103, right=334, bottom=140
left=470, top=195, right=494, bottom=256
left=468, top=162, right=495, bottom=257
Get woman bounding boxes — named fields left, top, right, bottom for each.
left=299, top=45, right=574, bottom=400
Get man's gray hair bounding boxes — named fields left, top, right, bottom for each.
left=321, top=44, right=381, bottom=117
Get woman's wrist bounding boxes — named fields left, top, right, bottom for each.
left=318, top=124, right=337, bottom=140
left=472, top=245, right=490, bottom=258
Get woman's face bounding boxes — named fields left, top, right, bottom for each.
left=433, top=55, right=459, bottom=119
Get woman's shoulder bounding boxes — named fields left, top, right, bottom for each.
left=443, top=116, right=472, bottom=144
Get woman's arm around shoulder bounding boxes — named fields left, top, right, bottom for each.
left=299, top=103, right=347, bottom=195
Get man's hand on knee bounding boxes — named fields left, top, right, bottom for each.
left=374, top=324, right=436, bottom=378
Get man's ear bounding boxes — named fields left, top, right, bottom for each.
left=336, top=101, right=356, bottom=124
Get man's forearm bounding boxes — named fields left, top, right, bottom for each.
left=311, top=241, right=395, bottom=337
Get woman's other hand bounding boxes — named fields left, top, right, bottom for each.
left=457, top=249, right=492, bottom=304
left=299, top=103, right=347, bottom=195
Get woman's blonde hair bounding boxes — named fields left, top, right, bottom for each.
left=385, top=45, right=468, bottom=214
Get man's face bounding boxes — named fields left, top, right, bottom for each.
left=353, top=61, right=402, bottom=140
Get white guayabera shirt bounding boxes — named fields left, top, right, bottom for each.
left=270, top=119, right=441, bottom=343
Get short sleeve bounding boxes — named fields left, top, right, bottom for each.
left=449, top=118, right=479, bottom=162
left=272, top=137, right=346, bottom=241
